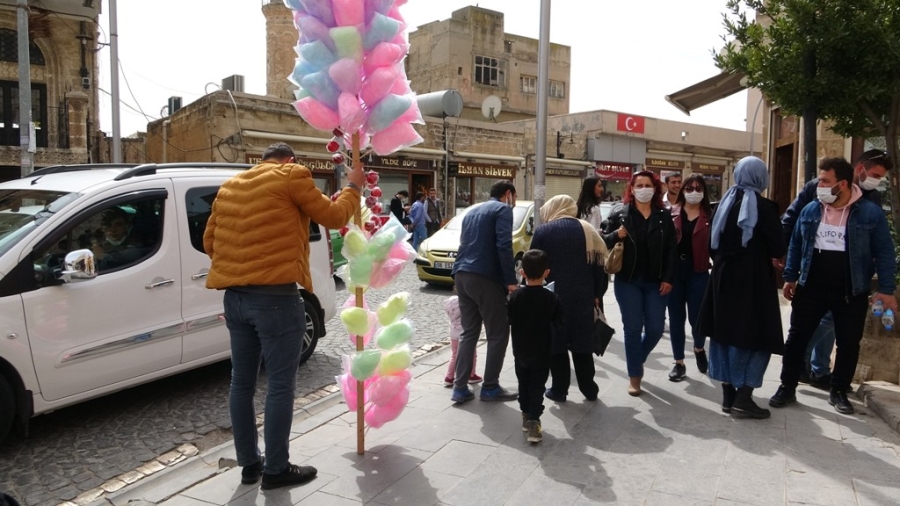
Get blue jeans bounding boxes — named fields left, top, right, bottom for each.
left=412, top=223, right=427, bottom=251
left=807, top=312, right=835, bottom=376
left=224, top=289, right=304, bottom=475
left=614, top=278, right=669, bottom=377
left=666, top=260, right=709, bottom=360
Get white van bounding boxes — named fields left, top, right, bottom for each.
left=0, top=163, right=337, bottom=442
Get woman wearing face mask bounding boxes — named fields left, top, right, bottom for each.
left=603, top=171, right=677, bottom=396
left=697, top=156, right=785, bottom=418
left=666, top=175, right=713, bottom=382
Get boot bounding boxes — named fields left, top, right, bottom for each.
left=731, top=386, right=771, bottom=419
left=721, top=383, right=737, bottom=413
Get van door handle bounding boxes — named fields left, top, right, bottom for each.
left=145, top=279, right=175, bottom=289
left=191, top=272, right=208, bottom=280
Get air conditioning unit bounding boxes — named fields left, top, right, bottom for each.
left=168, top=96, right=182, bottom=114
left=222, top=75, right=245, bottom=93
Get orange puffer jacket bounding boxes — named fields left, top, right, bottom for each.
left=204, top=162, right=360, bottom=292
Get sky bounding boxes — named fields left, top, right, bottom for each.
left=97, top=0, right=749, bottom=137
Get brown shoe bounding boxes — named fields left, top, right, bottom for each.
left=627, top=377, right=642, bottom=396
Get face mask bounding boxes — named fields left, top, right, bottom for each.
left=859, top=176, right=883, bottom=191
left=106, top=234, right=127, bottom=246
left=816, top=184, right=841, bottom=204
left=684, top=192, right=704, bottom=205
left=633, top=188, right=655, bottom=203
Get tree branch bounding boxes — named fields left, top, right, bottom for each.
left=861, top=100, right=888, bottom=136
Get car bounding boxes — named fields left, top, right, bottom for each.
left=414, top=200, right=534, bottom=285
left=0, top=163, right=338, bottom=442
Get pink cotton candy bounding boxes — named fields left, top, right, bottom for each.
left=332, top=0, right=365, bottom=27
left=369, top=258, right=407, bottom=289
left=390, top=78, right=411, bottom=96
left=293, top=97, right=340, bottom=131
left=339, top=92, right=368, bottom=133
left=329, top=58, right=363, bottom=94
left=359, top=65, right=398, bottom=106
left=363, top=42, right=405, bottom=73
left=364, top=385, right=409, bottom=428
left=366, top=370, right=411, bottom=406
left=372, top=120, right=423, bottom=156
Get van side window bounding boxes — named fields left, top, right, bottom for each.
left=185, top=187, right=219, bottom=254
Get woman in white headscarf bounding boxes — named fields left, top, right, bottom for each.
left=531, top=195, right=608, bottom=402
left=697, top=156, right=786, bottom=419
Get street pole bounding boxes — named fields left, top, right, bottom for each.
left=109, top=0, right=122, bottom=162
left=17, top=0, right=33, bottom=177
left=533, top=0, right=551, bottom=226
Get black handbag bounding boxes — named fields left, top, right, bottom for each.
left=593, top=307, right=615, bottom=356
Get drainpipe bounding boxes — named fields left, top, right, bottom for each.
left=17, top=0, right=33, bottom=177
left=162, top=120, right=170, bottom=163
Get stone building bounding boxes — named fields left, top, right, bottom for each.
left=0, top=1, right=103, bottom=182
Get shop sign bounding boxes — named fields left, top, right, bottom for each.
left=646, top=158, right=686, bottom=170
left=546, top=167, right=585, bottom=177
left=245, top=154, right=334, bottom=173
left=366, top=155, right=434, bottom=171
left=694, top=162, right=727, bottom=173
left=450, top=162, right=515, bottom=179
left=595, top=162, right=633, bottom=181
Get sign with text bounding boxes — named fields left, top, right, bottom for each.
left=693, top=162, right=727, bottom=173
left=450, top=162, right=515, bottom=179
left=646, top=158, right=686, bottom=170
left=367, top=155, right=434, bottom=171
left=595, top=162, right=634, bottom=181
left=616, top=114, right=645, bottom=134
left=245, top=154, right=334, bottom=173
left=546, top=167, right=586, bottom=177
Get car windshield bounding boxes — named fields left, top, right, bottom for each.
left=444, top=202, right=529, bottom=231
left=0, top=189, right=80, bottom=256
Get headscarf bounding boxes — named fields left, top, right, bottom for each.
left=540, top=195, right=608, bottom=265
left=710, top=156, right=770, bottom=249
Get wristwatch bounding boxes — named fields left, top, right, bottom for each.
left=346, top=182, right=360, bottom=191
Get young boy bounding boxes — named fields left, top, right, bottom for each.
left=508, top=249, right=564, bottom=443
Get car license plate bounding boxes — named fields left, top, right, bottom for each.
left=434, top=261, right=453, bottom=269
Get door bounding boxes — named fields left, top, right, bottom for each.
left=773, top=144, right=796, bottom=215
left=22, top=182, right=183, bottom=402
left=175, top=179, right=230, bottom=364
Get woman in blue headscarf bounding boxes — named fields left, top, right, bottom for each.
left=697, top=156, right=786, bottom=419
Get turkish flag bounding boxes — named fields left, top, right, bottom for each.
left=616, top=114, right=645, bottom=134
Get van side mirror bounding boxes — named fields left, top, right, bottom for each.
left=526, top=216, right=534, bottom=236
left=59, top=249, right=97, bottom=283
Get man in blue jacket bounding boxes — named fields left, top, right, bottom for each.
left=770, top=157, right=897, bottom=414
left=450, top=181, right=519, bottom=403
left=778, top=149, right=892, bottom=388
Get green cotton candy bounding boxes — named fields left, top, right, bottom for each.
left=350, top=349, right=382, bottom=381
left=375, top=319, right=414, bottom=350
left=330, top=26, right=364, bottom=64
left=340, top=307, right=371, bottom=336
left=349, top=254, right=375, bottom=287
left=343, top=229, right=368, bottom=258
left=378, top=347, right=411, bottom=376
left=366, top=233, right=396, bottom=262
left=376, top=292, right=409, bottom=326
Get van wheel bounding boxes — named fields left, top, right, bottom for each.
left=514, top=253, right=524, bottom=285
left=0, top=375, right=14, bottom=443
left=300, top=302, right=321, bottom=365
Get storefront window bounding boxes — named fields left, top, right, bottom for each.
left=473, top=178, right=495, bottom=205
left=379, top=174, right=410, bottom=215
left=455, top=177, right=473, bottom=210
left=700, top=173, right=723, bottom=202
left=313, top=177, right=332, bottom=196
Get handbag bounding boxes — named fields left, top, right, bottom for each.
left=604, top=240, right=624, bottom=274
left=592, top=307, right=615, bottom=356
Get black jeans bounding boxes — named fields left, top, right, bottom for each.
left=549, top=352, right=599, bottom=399
left=516, top=360, right=550, bottom=420
left=781, top=284, right=868, bottom=391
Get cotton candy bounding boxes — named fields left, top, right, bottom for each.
left=364, top=13, right=402, bottom=51
left=332, top=0, right=365, bottom=27
left=330, top=26, right=364, bottom=63
left=299, top=40, right=336, bottom=71
left=377, top=345, right=411, bottom=376
left=363, top=42, right=406, bottom=73
left=350, top=349, right=382, bottom=381
left=343, top=228, right=369, bottom=258
left=375, top=319, right=414, bottom=349
left=364, top=385, right=409, bottom=428
left=299, top=0, right=335, bottom=27
left=366, top=370, right=411, bottom=406
left=300, top=71, right=340, bottom=110
left=360, top=65, right=399, bottom=107
left=348, top=253, right=375, bottom=288
left=296, top=15, right=335, bottom=51
left=284, top=0, right=305, bottom=12
left=390, top=78, right=412, bottom=96
left=328, top=58, right=363, bottom=94
left=290, top=58, right=317, bottom=86
left=368, top=94, right=412, bottom=132
left=293, top=97, right=339, bottom=131
left=372, top=120, right=423, bottom=155
left=340, top=306, right=372, bottom=336
left=338, top=92, right=368, bottom=134
left=337, top=373, right=361, bottom=410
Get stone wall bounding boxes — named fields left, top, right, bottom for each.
left=856, top=290, right=900, bottom=385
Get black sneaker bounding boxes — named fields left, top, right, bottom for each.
left=798, top=368, right=812, bottom=385
left=544, top=388, right=567, bottom=402
left=241, top=456, right=264, bottom=485
left=479, top=386, right=518, bottom=402
left=768, top=384, right=797, bottom=408
left=829, top=390, right=855, bottom=414
left=694, top=349, right=708, bottom=374
left=809, top=372, right=832, bottom=390
left=668, top=363, right=687, bottom=382
left=260, top=463, right=318, bottom=490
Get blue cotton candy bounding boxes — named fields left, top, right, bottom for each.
left=290, top=58, right=317, bottom=85
left=299, top=40, right=336, bottom=70
left=364, top=13, right=401, bottom=51
left=300, top=71, right=341, bottom=110
left=368, top=94, right=412, bottom=132
left=299, top=0, right=335, bottom=27
left=364, top=0, right=394, bottom=23
left=297, top=15, right=335, bottom=51
left=293, top=88, right=311, bottom=100
left=284, top=0, right=305, bottom=12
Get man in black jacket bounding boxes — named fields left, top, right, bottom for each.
left=777, top=149, right=891, bottom=387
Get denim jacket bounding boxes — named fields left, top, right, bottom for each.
left=783, top=198, right=896, bottom=296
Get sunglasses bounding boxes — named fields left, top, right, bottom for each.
left=683, top=186, right=703, bottom=193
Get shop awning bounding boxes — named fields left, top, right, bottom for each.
left=665, top=71, right=747, bottom=116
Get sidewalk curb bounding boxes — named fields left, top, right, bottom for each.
left=856, top=381, right=900, bottom=435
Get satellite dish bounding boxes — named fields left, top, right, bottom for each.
left=481, top=95, right=502, bottom=122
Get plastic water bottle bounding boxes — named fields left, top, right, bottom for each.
left=883, top=309, right=894, bottom=331
left=873, top=300, right=884, bottom=317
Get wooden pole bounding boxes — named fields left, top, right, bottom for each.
left=352, top=132, right=365, bottom=456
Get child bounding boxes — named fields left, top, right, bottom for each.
left=443, top=295, right=483, bottom=386
left=508, top=249, right=564, bottom=443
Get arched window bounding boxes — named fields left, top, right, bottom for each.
left=0, top=28, right=46, bottom=65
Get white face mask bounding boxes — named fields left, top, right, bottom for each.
left=633, top=188, right=655, bottom=203
left=684, top=192, right=704, bottom=205
left=859, top=175, right=883, bottom=191
left=816, top=184, right=841, bottom=204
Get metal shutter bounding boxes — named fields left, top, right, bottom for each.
left=545, top=176, right=582, bottom=200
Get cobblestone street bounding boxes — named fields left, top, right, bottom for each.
left=0, top=267, right=453, bottom=506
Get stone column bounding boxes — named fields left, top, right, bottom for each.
left=65, top=90, right=90, bottom=153
left=263, top=1, right=297, bottom=100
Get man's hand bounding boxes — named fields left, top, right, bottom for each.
left=617, top=226, right=628, bottom=239
left=347, top=160, right=365, bottom=189
left=872, top=292, right=898, bottom=312
left=508, top=284, right=518, bottom=294
left=783, top=281, right=796, bottom=301
left=772, top=256, right=785, bottom=270
left=660, top=282, right=672, bottom=296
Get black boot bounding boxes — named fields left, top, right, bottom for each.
left=721, top=383, right=737, bottom=413
left=731, top=386, right=771, bottom=419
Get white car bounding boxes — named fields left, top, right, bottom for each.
left=0, top=163, right=337, bottom=442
